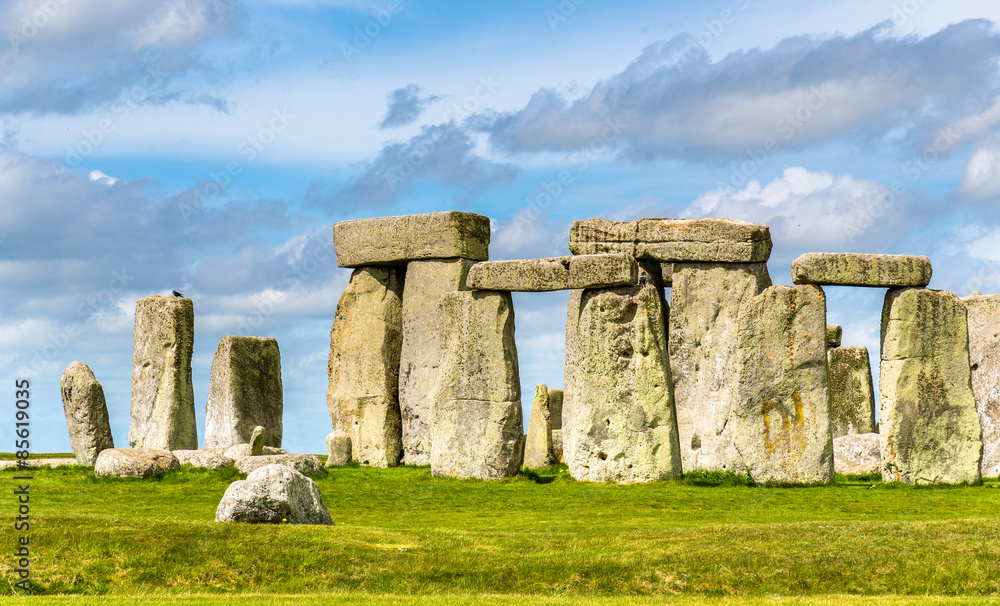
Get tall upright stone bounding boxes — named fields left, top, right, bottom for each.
left=962, top=293, right=1000, bottom=478
left=130, top=295, right=197, bottom=450
left=547, top=388, right=564, bottom=430
left=524, top=385, right=553, bottom=468
left=828, top=346, right=877, bottom=437
left=563, top=263, right=681, bottom=483
left=880, top=288, right=982, bottom=484
left=60, top=361, right=114, bottom=465
left=204, top=336, right=283, bottom=450
left=398, top=258, right=476, bottom=465
left=668, top=262, right=771, bottom=473
left=735, top=284, right=834, bottom=483
left=430, top=290, right=523, bottom=479
left=326, top=267, right=404, bottom=467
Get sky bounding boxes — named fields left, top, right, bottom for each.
left=3, top=0, right=1000, bottom=454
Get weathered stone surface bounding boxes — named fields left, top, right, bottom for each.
left=216, top=464, right=333, bottom=525
left=262, top=446, right=287, bottom=455
left=548, top=388, right=563, bottom=430
left=334, top=211, right=490, bottom=267
left=791, top=253, right=932, bottom=287
left=551, top=429, right=564, bottom=464
left=94, top=448, right=180, bottom=478
left=668, top=262, right=771, bottom=473
left=564, top=263, right=681, bottom=483
left=826, top=324, right=842, bottom=348
left=326, top=433, right=352, bottom=467
left=203, top=336, right=283, bottom=450
left=467, top=254, right=637, bottom=292
left=327, top=266, right=403, bottom=468
left=399, top=258, right=476, bottom=465
left=60, top=360, right=114, bottom=466
left=880, top=288, right=981, bottom=484
left=734, top=284, right=834, bottom=483
left=173, top=449, right=234, bottom=469
left=130, top=296, right=197, bottom=450
left=569, top=218, right=772, bottom=263
left=235, top=454, right=327, bottom=477
left=524, top=385, right=553, bottom=468
left=962, top=293, right=1000, bottom=478
left=833, top=433, right=881, bottom=475
left=250, top=426, right=266, bottom=456
left=828, top=346, right=877, bottom=437
left=661, top=263, right=673, bottom=287
left=430, top=290, right=523, bottom=479
left=0, top=458, right=79, bottom=469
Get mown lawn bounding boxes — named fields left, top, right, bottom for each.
left=1, top=461, right=998, bottom=604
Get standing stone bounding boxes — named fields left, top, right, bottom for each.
left=735, top=284, right=834, bottom=483
left=828, top=346, right=877, bottom=437
left=668, top=262, right=771, bottom=473
left=60, top=361, right=114, bottom=466
left=250, top=426, right=266, bottom=456
left=833, top=433, right=881, bottom=475
left=430, top=290, right=523, bottom=479
left=130, top=295, right=197, bottom=450
left=564, top=263, right=681, bottom=483
left=204, top=336, right=283, bottom=450
left=326, top=433, right=352, bottom=467
left=551, top=430, right=564, bottom=464
left=548, top=388, right=563, bottom=430
left=880, top=288, right=982, bottom=484
left=399, top=258, right=476, bottom=465
left=524, top=385, right=553, bottom=468
left=327, top=267, right=404, bottom=468
left=962, top=293, right=1000, bottom=478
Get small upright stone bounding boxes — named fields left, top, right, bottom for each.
left=203, top=336, right=283, bottom=450
left=828, top=346, right=877, bottom=437
left=880, top=288, right=981, bottom=484
left=333, top=211, right=490, bottom=267
left=960, top=293, right=1000, bottom=478
left=60, top=361, right=114, bottom=466
left=826, top=325, right=842, bottom=348
left=326, top=433, right=352, bottom=467
left=130, top=295, right=197, bottom=450
left=250, top=426, right=266, bottom=456
left=791, top=253, right=932, bottom=287
left=523, top=385, right=553, bottom=468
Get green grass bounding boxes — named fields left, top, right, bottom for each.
left=1, top=463, right=999, bottom=601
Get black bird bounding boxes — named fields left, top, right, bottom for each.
left=172, top=290, right=184, bottom=297
left=639, top=276, right=647, bottom=285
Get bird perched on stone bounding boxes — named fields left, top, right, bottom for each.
left=639, top=276, right=647, bottom=285
left=172, top=290, right=184, bottom=297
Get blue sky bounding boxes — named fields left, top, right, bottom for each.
left=3, top=0, right=1000, bottom=454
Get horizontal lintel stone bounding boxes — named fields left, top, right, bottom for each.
left=467, top=253, right=637, bottom=292
left=333, top=211, right=490, bottom=267
left=791, top=252, right=931, bottom=287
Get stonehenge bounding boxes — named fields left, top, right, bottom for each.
left=204, top=336, right=283, bottom=450
left=60, top=360, right=114, bottom=465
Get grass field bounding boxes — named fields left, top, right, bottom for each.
left=1, top=460, right=998, bottom=605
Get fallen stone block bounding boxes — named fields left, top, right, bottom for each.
left=130, top=295, right=198, bottom=450
left=95, top=448, right=180, bottom=478
left=467, top=253, right=637, bottom=292
left=216, top=464, right=333, bottom=525
left=235, top=454, right=327, bottom=477
left=833, top=433, right=881, bottom=475
left=791, top=253, right=932, bottom=287
left=328, top=266, right=404, bottom=468
left=880, top=288, right=981, bottom=484
left=326, top=433, right=352, bottom=467
left=60, top=360, right=114, bottom=466
left=204, top=337, right=283, bottom=450
left=962, top=292, right=1000, bottom=478
left=334, top=211, right=490, bottom=267
left=826, top=324, right=842, bottom=348
left=569, top=217, right=772, bottom=263
left=828, top=346, right=877, bottom=437
left=523, top=385, right=553, bottom=468
left=430, top=290, right=523, bottom=479
left=173, top=449, right=235, bottom=470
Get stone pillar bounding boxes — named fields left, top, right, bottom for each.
left=430, top=290, right=523, bottom=479
left=828, top=346, right=877, bottom=437
left=734, top=284, right=834, bottom=483
left=60, top=361, right=114, bottom=465
left=204, top=336, right=283, bottom=450
left=962, top=293, right=1000, bottom=478
left=880, top=288, right=982, bottom=484
left=668, top=262, right=771, bottom=473
left=524, top=385, right=553, bottom=468
left=130, top=295, right=197, bottom=450
left=326, top=266, right=404, bottom=467
left=563, top=263, right=681, bottom=483
left=398, top=258, right=476, bottom=465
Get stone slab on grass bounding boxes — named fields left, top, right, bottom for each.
left=95, top=448, right=180, bottom=478
left=216, top=464, right=333, bottom=525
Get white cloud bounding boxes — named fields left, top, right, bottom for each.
left=958, top=145, right=1000, bottom=199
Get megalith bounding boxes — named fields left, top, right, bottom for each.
left=204, top=336, right=283, bottom=450
left=826, top=324, right=842, bottom=348
left=961, top=293, right=1000, bottom=478
left=828, top=346, right=877, bottom=437
left=326, top=266, right=404, bottom=467
left=524, top=384, right=553, bottom=468
left=734, top=284, right=834, bottom=483
left=60, top=361, right=114, bottom=465
left=563, top=263, right=681, bottom=483
left=333, top=211, right=490, bottom=267
left=880, top=288, right=982, bottom=484
left=430, top=290, right=523, bottom=479
left=129, top=295, right=197, bottom=450
left=791, top=253, right=932, bottom=287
